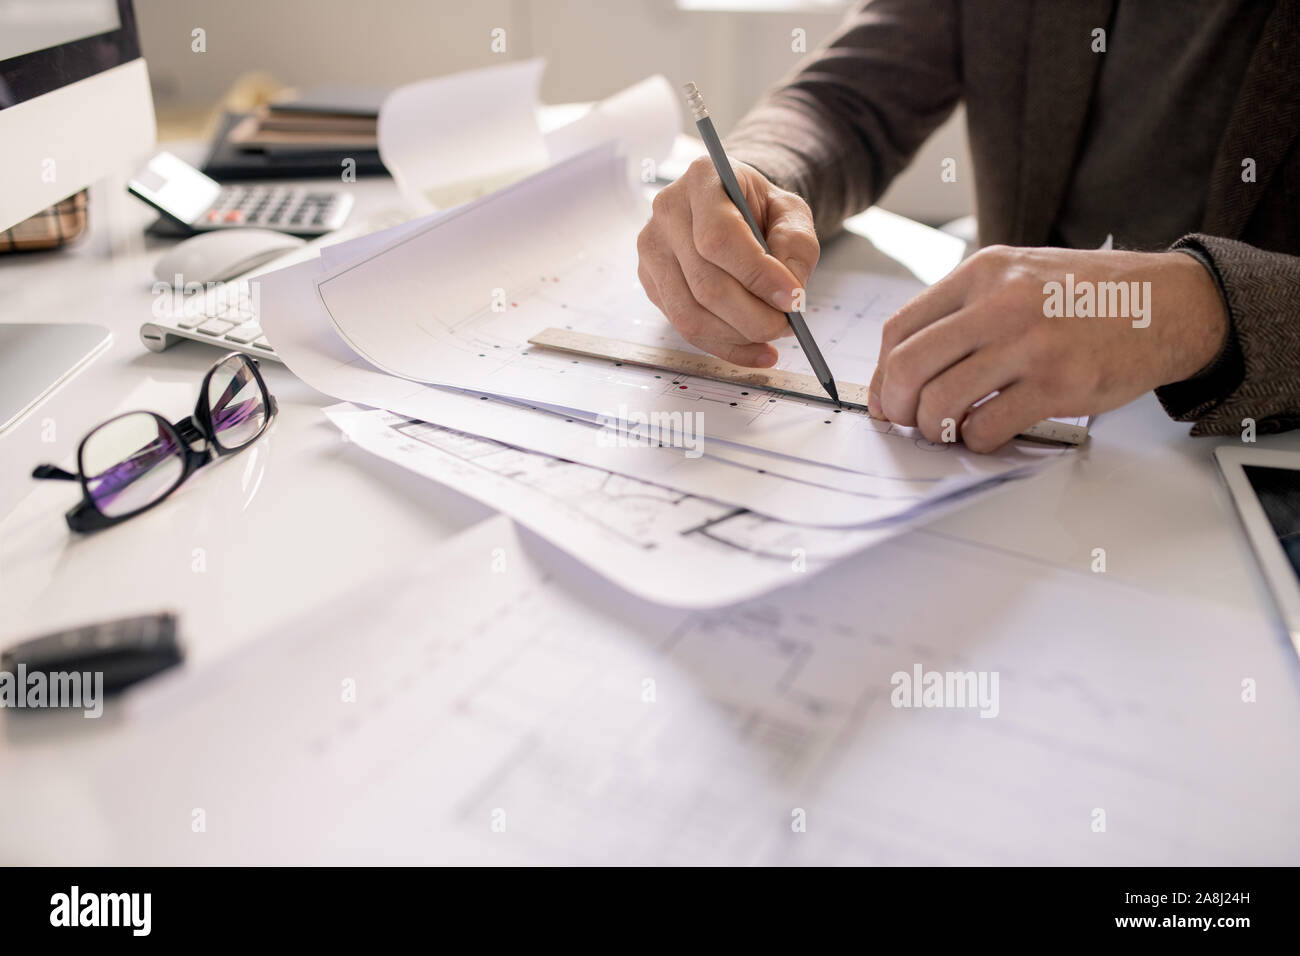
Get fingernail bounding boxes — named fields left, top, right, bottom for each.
left=868, top=389, right=885, bottom=420
left=771, top=289, right=797, bottom=309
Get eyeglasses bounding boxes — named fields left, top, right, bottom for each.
left=32, top=352, right=277, bottom=533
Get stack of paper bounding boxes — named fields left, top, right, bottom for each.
left=254, top=63, right=1076, bottom=608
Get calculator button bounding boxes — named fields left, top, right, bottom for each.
left=224, top=210, right=244, bottom=223
left=252, top=337, right=274, bottom=350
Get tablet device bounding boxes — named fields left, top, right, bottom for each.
left=1215, top=445, right=1300, bottom=655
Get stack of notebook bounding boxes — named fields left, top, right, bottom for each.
left=202, top=84, right=390, bottom=180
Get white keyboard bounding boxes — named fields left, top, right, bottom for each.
left=139, top=208, right=412, bottom=362
left=140, top=277, right=277, bottom=359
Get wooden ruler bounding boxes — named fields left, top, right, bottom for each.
left=527, top=327, right=1089, bottom=445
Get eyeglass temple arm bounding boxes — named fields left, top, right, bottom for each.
left=32, top=464, right=78, bottom=481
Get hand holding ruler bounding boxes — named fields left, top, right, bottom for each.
left=527, top=327, right=1090, bottom=446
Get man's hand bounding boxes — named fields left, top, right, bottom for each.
left=637, top=157, right=820, bottom=367
left=868, top=246, right=1229, bottom=452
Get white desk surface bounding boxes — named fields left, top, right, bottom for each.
left=0, top=164, right=489, bottom=672
left=1, top=139, right=1298, bottom=858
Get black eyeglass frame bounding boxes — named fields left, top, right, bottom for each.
left=31, top=352, right=278, bottom=533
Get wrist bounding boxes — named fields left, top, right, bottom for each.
left=1161, top=251, right=1229, bottom=384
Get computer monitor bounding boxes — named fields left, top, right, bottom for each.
left=0, top=0, right=155, bottom=229
left=0, top=0, right=155, bottom=435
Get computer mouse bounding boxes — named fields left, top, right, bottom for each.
left=153, top=228, right=306, bottom=285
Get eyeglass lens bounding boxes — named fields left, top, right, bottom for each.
left=82, top=413, right=185, bottom=517
left=208, top=354, right=268, bottom=450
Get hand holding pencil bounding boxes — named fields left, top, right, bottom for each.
left=634, top=85, right=828, bottom=385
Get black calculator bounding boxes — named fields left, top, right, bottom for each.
left=128, top=151, right=353, bottom=237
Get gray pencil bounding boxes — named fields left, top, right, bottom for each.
left=681, top=82, right=840, bottom=407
